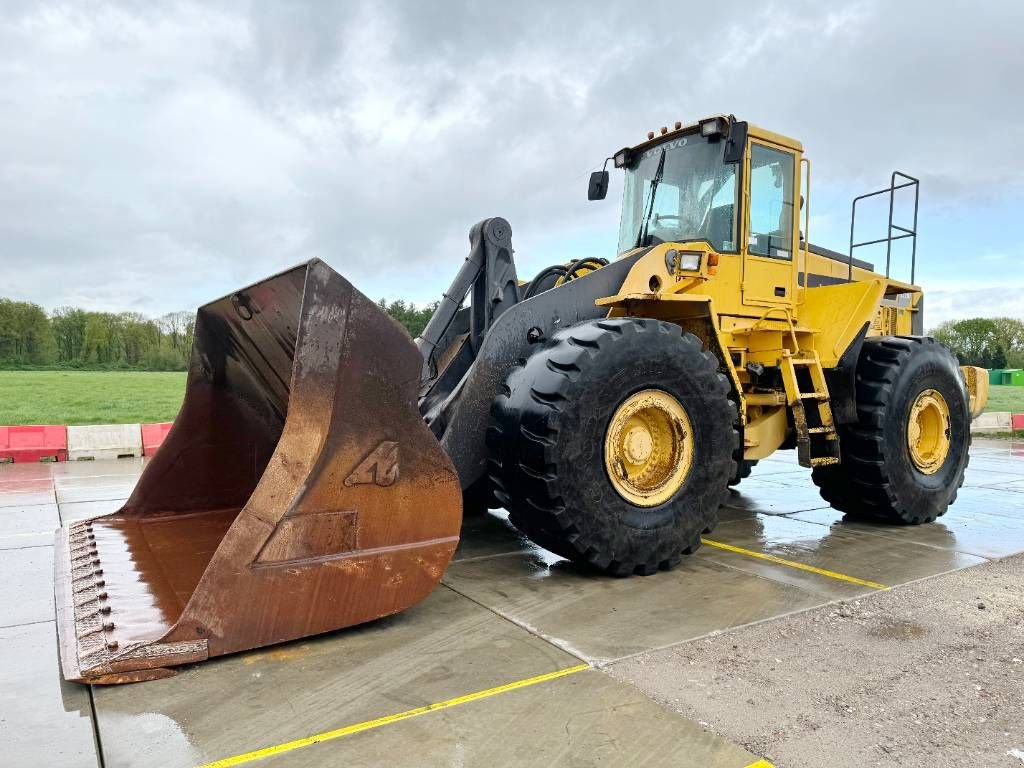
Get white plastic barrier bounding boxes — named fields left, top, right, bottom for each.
left=67, top=424, right=143, bottom=461
left=971, top=411, right=1012, bottom=434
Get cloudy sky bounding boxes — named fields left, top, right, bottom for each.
left=2, top=0, right=1022, bottom=328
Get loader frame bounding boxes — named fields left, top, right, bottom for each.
left=593, top=118, right=932, bottom=467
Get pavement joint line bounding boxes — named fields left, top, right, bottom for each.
left=600, top=557, right=987, bottom=671
left=695, top=553, right=840, bottom=595
left=765, top=511, right=1016, bottom=561
left=700, top=537, right=888, bottom=590
left=438, top=581, right=592, bottom=665
left=599, top=590, right=866, bottom=668
left=450, top=548, right=534, bottom=564
left=0, top=541, right=53, bottom=551
left=0, top=617, right=55, bottom=630
left=194, top=662, right=591, bottom=768
left=87, top=683, right=107, bottom=768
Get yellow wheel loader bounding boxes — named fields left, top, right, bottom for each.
left=54, top=115, right=988, bottom=683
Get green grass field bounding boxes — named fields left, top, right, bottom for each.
left=985, top=384, right=1024, bottom=414
left=0, top=371, right=1022, bottom=427
left=0, top=371, right=186, bottom=425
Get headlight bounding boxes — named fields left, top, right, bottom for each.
left=700, top=117, right=726, bottom=139
left=679, top=252, right=701, bottom=271
left=665, top=249, right=702, bottom=273
left=613, top=148, right=632, bottom=168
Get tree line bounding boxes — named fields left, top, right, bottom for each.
left=0, top=297, right=438, bottom=371
left=931, top=317, right=1024, bottom=369
left=8, top=293, right=1014, bottom=373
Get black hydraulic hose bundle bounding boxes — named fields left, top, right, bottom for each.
left=522, top=265, right=568, bottom=299
left=523, top=258, right=609, bottom=300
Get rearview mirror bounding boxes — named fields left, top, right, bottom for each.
left=723, top=120, right=748, bottom=164
left=588, top=170, right=609, bottom=201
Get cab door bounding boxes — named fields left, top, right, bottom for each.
left=742, top=140, right=799, bottom=308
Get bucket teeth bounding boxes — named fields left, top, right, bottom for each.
left=62, top=521, right=123, bottom=665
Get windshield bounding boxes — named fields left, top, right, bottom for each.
left=616, top=135, right=738, bottom=255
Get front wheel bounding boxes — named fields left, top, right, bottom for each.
left=487, top=317, right=737, bottom=576
left=812, top=336, right=970, bottom=524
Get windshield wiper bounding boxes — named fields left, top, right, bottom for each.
left=635, top=148, right=667, bottom=248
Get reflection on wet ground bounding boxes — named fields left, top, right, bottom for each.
left=2, top=439, right=1023, bottom=767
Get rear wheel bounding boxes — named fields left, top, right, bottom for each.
left=812, top=336, right=970, bottom=524
left=487, top=317, right=736, bottom=576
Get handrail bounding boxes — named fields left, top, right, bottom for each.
left=847, top=171, right=920, bottom=283
left=799, top=157, right=811, bottom=305
left=748, top=306, right=801, bottom=353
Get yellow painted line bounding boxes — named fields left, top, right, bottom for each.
left=701, top=537, right=888, bottom=590
left=197, top=663, right=591, bottom=768
left=745, top=761, right=776, bottom=768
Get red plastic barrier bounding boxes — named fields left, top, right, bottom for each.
left=1012, top=414, right=1024, bottom=432
left=0, top=425, right=68, bottom=463
left=141, top=422, right=174, bottom=456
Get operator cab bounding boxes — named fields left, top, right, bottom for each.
left=604, top=117, right=798, bottom=260
left=589, top=115, right=805, bottom=307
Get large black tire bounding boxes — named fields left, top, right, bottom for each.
left=812, top=336, right=970, bottom=524
left=462, top=477, right=498, bottom=517
left=487, top=317, right=737, bottom=576
left=730, top=459, right=758, bottom=486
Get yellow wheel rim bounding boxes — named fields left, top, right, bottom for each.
left=604, top=389, right=693, bottom=507
left=907, top=388, right=951, bottom=475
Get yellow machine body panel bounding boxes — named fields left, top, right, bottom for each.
left=961, top=365, right=990, bottom=419
left=597, top=116, right=948, bottom=462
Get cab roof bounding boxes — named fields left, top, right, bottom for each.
left=628, top=115, right=803, bottom=155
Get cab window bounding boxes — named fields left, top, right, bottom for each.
left=748, top=145, right=795, bottom=259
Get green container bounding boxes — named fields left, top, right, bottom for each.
left=1000, top=369, right=1024, bottom=386
left=989, top=368, right=1004, bottom=385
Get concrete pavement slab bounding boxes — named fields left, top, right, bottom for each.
left=0, top=459, right=146, bottom=484
left=453, top=509, right=534, bottom=562
left=0, top=622, right=99, bottom=768
left=0, top=476, right=55, bottom=494
left=57, top=497, right=128, bottom=524
left=0, top=545, right=55, bottom=627
left=0, top=487, right=57, bottom=507
left=0, top=464, right=57, bottom=482
left=443, top=551, right=825, bottom=664
left=928, top=484, right=1024, bottom=516
left=723, top=479, right=831, bottom=515
left=609, top=554, right=1024, bottom=768
left=0, top=502, right=59, bottom=549
left=54, top=476, right=139, bottom=504
left=706, top=515, right=986, bottom=597
left=717, top=505, right=760, bottom=523
left=745, top=462, right=805, bottom=478
left=964, top=465, right=1024, bottom=487
left=92, top=585, right=580, bottom=768
left=791, top=500, right=1024, bottom=560
left=51, top=457, right=148, bottom=478
left=974, top=477, right=1024, bottom=493
left=961, top=456, right=1024, bottom=476
left=264, top=668, right=767, bottom=768
left=969, top=438, right=1024, bottom=456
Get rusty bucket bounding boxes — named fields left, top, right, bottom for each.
left=54, top=260, right=462, bottom=684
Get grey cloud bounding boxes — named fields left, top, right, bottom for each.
left=1, top=0, right=1022, bottom=319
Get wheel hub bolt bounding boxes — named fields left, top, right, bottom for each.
left=624, top=427, right=654, bottom=463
